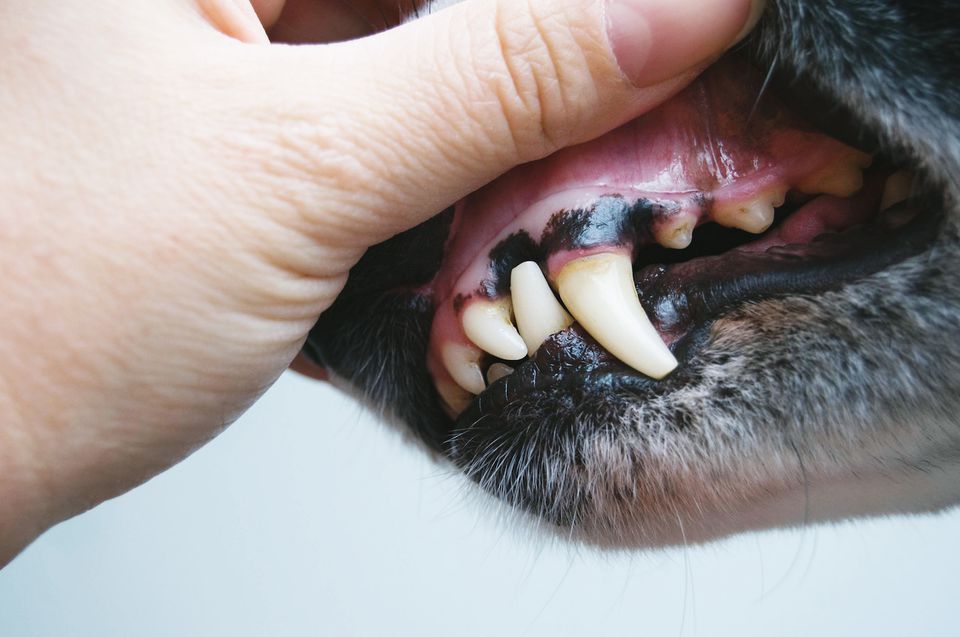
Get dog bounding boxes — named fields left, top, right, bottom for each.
left=303, top=0, right=960, bottom=547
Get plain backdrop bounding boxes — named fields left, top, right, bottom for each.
left=1, top=372, right=958, bottom=637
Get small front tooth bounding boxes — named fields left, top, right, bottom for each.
left=713, top=198, right=776, bottom=234
left=880, top=171, right=915, bottom=211
left=462, top=298, right=527, bottom=361
left=654, top=213, right=697, bottom=249
left=510, top=261, right=574, bottom=353
left=441, top=343, right=486, bottom=394
left=436, top=378, right=473, bottom=417
left=556, top=252, right=677, bottom=379
left=486, top=363, right=515, bottom=384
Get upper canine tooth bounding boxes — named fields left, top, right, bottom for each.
left=441, top=343, right=486, bottom=395
left=556, top=253, right=677, bottom=379
left=462, top=298, right=528, bottom=361
left=510, top=261, right=574, bottom=353
left=880, top=170, right=915, bottom=211
left=713, top=198, right=776, bottom=234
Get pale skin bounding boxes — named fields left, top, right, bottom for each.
left=0, top=0, right=760, bottom=564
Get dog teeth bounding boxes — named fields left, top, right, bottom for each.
left=880, top=171, right=915, bottom=211
left=800, top=168, right=863, bottom=198
left=462, top=298, right=528, bottom=361
left=435, top=378, right=473, bottom=417
left=653, top=213, right=697, bottom=249
left=713, top=191, right=783, bottom=234
left=486, top=363, right=515, bottom=384
left=556, top=252, right=677, bottom=379
left=796, top=153, right=871, bottom=197
left=441, top=343, right=486, bottom=395
left=510, top=261, right=574, bottom=353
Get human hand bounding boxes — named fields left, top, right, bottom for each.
left=0, top=0, right=761, bottom=563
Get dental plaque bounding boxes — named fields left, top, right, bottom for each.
left=424, top=56, right=902, bottom=417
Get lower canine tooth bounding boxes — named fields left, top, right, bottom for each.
left=880, top=170, right=915, bottom=211
left=510, top=261, right=574, bottom=353
left=713, top=198, right=776, bottom=234
left=486, top=363, right=515, bottom=384
left=556, top=252, right=677, bottom=379
left=436, top=378, right=473, bottom=417
left=462, top=298, right=528, bottom=361
left=441, top=343, right=486, bottom=394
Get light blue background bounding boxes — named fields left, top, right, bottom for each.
left=2, top=372, right=958, bottom=636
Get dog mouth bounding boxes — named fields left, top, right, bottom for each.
left=422, top=53, right=939, bottom=421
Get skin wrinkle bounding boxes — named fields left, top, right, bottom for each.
left=491, top=0, right=541, bottom=160
left=453, top=8, right=525, bottom=170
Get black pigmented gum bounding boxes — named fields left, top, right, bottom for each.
left=473, top=196, right=670, bottom=298
left=476, top=230, right=541, bottom=298
left=540, top=196, right=658, bottom=255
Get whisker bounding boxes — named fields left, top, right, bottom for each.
left=747, top=50, right=780, bottom=124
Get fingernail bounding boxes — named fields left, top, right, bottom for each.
left=605, top=0, right=765, bottom=87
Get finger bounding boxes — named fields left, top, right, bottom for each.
left=238, top=0, right=764, bottom=248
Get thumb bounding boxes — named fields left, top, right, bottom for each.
left=239, top=0, right=763, bottom=247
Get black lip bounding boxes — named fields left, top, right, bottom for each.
left=453, top=197, right=942, bottom=432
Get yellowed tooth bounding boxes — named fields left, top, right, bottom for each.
left=441, top=343, right=486, bottom=395
left=654, top=213, right=697, bottom=249
left=796, top=151, right=872, bottom=197
left=436, top=378, right=473, bottom=417
left=880, top=170, right=915, bottom=211
left=462, top=298, right=527, bottom=361
left=510, top=261, right=574, bottom=353
left=556, top=252, right=677, bottom=379
left=486, top=363, right=515, bottom=384
left=713, top=197, right=777, bottom=234
left=797, top=167, right=864, bottom=198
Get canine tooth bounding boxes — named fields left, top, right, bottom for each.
left=880, top=171, right=915, bottom=211
left=510, top=261, right=574, bottom=353
left=655, top=215, right=696, bottom=249
left=462, top=298, right=527, bottom=361
left=441, top=343, right=486, bottom=394
left=556, top=253, right=677, bottom=379
left=713, top=198, right=776, bottom=234
left=436, top=378, right=473, bottom=417
left=486, top=363, right=515, bottom=384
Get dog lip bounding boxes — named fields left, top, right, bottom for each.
left=452, top=198, right=941, bottom=429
